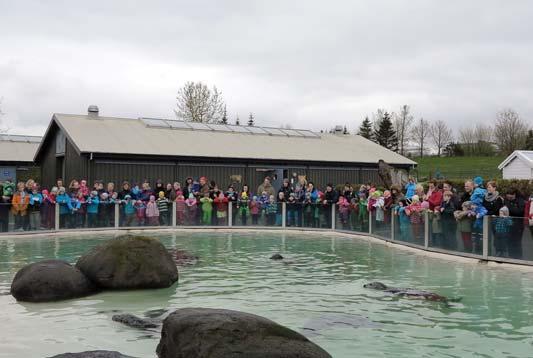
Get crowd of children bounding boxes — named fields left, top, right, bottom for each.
left=1, top=175, right=532, bottom=258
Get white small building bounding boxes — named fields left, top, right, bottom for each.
left=498, top=150, right=533, bottom=180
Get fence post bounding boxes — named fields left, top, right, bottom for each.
left=228, top=202, right=233, bottom=227
left=424, top=210, right=429, bottom=249
left=368, top=211, right=373, bottom=234
left=282, top=202, right=286, bottom=228
left=172, top=201, right=177, bottom=227
left=331, top=205, right=336, bottom=230
left=54, top=203, right=60, bottom=231
left=391, top=211, right=396, bottom=241
left=114, top=203, right=119, bottom=229
left=482, top=215, right=489, bottom=259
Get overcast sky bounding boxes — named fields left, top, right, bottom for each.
left=1, top=1, right=532, bottom=136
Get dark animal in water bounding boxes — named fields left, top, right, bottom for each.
left=270, top=253, right=284, bottom=260
left=167, top=249, right=199, bottom=266
left=112, top=314, right=158, bottom=329
left=363, top=282, right=461, bottom=303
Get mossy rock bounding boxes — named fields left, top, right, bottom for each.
left=157, top=308, right=331, bottom=358
left=11, top=259, right=96, bottom=302
left=76, top=235, right=178, bottom=289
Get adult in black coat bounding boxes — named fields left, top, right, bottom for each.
left=323, top=183, right=339, bottom=228
left=482, top=181, right=504, bottom=216
left=504, top=188, right=526, bottom=259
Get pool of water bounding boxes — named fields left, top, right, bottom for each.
left=1, top=230, right=533, bottom=358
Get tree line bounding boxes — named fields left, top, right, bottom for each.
left=174, top=82, right=532, bottom=156
left=175, top=81, right=255, bottom=126
left=357, top=105, right=532, bottom=157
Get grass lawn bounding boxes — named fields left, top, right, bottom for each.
left=412, top=156, right=505, bottom=180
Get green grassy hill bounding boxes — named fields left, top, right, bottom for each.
left=413, top=156, right=505, bottom=181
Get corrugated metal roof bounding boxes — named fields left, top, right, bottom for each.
left=0, top=135, right=42, bottom=162
left=50, top=113, right=416, bottom=166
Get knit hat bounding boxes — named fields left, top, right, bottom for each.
left=473, top=176, right=483, bottom=187
left=124, top=194, right=131, bottom=199
left=499, top=206, right=509, bottom=215
left=90, top=190, right=98, bottom=196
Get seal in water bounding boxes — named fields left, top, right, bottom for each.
left=112, top=314, right=158, bottom=329
left=363, top=282, right=461, bottom=303
left=270, top=253, right=284, bottom=260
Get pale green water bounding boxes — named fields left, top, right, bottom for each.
left=1, top=230, right=533, bottom=358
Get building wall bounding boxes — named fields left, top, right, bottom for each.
left=91, top=160, right=176, bottom=185
left=503, top=157, right=533, bottom=180
left=39, top=130, right=58, bottom=189
left=65, top=139, right=88, bottom=184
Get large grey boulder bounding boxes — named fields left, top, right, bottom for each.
left=76, top=235, right=178, bottom=289
left=11, top=259, right=96, bottom=302
left=48, top=351, right=135, bottom=358
left=156, top=308, right=332, bottom=358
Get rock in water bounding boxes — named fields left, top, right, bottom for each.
left=76, top=235, right=178, bottom=289
left=270, top=253, right=284, bottom=260
left=112, top=313, right=158, bottom=329
left=11, top=259, right=96, bottom=302
left=156, top=308, right=332, bottom=358
left=48, top=351, right=135, bottom=358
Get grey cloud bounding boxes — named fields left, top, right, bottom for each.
left=0, top=0, right=532, bottom=136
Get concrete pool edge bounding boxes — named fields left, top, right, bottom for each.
left=1, top=226, right=533, bottom=272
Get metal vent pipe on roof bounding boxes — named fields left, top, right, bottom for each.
left=88, top=105, right=99, bottom=117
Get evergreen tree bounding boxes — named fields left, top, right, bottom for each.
left=248, top=112, right=255, bottom=126
left=525, top=130, right=533, bottom=150
left=373, top=112, right=398, bottom=151
left=220, top=105, right=228, bottom=124
left=358, top=117, right=373, bottom=140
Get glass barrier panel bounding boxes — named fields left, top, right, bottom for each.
left=428, top=210, right=483, bottom=255
left=212, top=197, right=229, bottom=227
left=301, top=203, right=321, bottom=228
left=371, top=208, right=392, bottom=239
left=0, top=200, right=56, bottom=233
left=392, top=206, right=424, bottom=246
left=336, top=201, right=368, bottom=233
left=119, top=200, right=140, bottom=227
left=59, top=201, right=116, bottom=229
left=488, top=216, right=533, bottom=261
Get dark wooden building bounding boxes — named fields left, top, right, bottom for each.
left=0, top=134, right=41, bottom=184
left=35, top=107, right=416, bottom=191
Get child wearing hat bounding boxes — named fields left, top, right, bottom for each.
left=86, top=191, right=100, bottom=228
left=156, top=191, right=170, bottom=226
left=492, top=206, right=512, bottom=257
left=145, top=195, right=160, bottom=226
left=199, top=192, right=213, bottom=225
left=122, top=194, right=136, bottom=227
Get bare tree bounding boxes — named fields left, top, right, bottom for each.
left=393, top=105, right=414, bottom=156
left=459, top=124, right=494, bottom=156
left=175, top=82, right=225, bottom=123
left=459, top=126, right=475, bottom=151
left=494, top=108, right=529, bottom=155
left=411, top=117, right=430, bottom=157
left=429, top=120, right=453, bottom=156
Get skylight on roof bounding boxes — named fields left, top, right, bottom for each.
left=263, top=127, right=288, bottom=136
left=139, top=117, right=321, bottom=138
left=140, top=118, right=170, bottom=128
left=187, top=122, right=213, bottom=130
